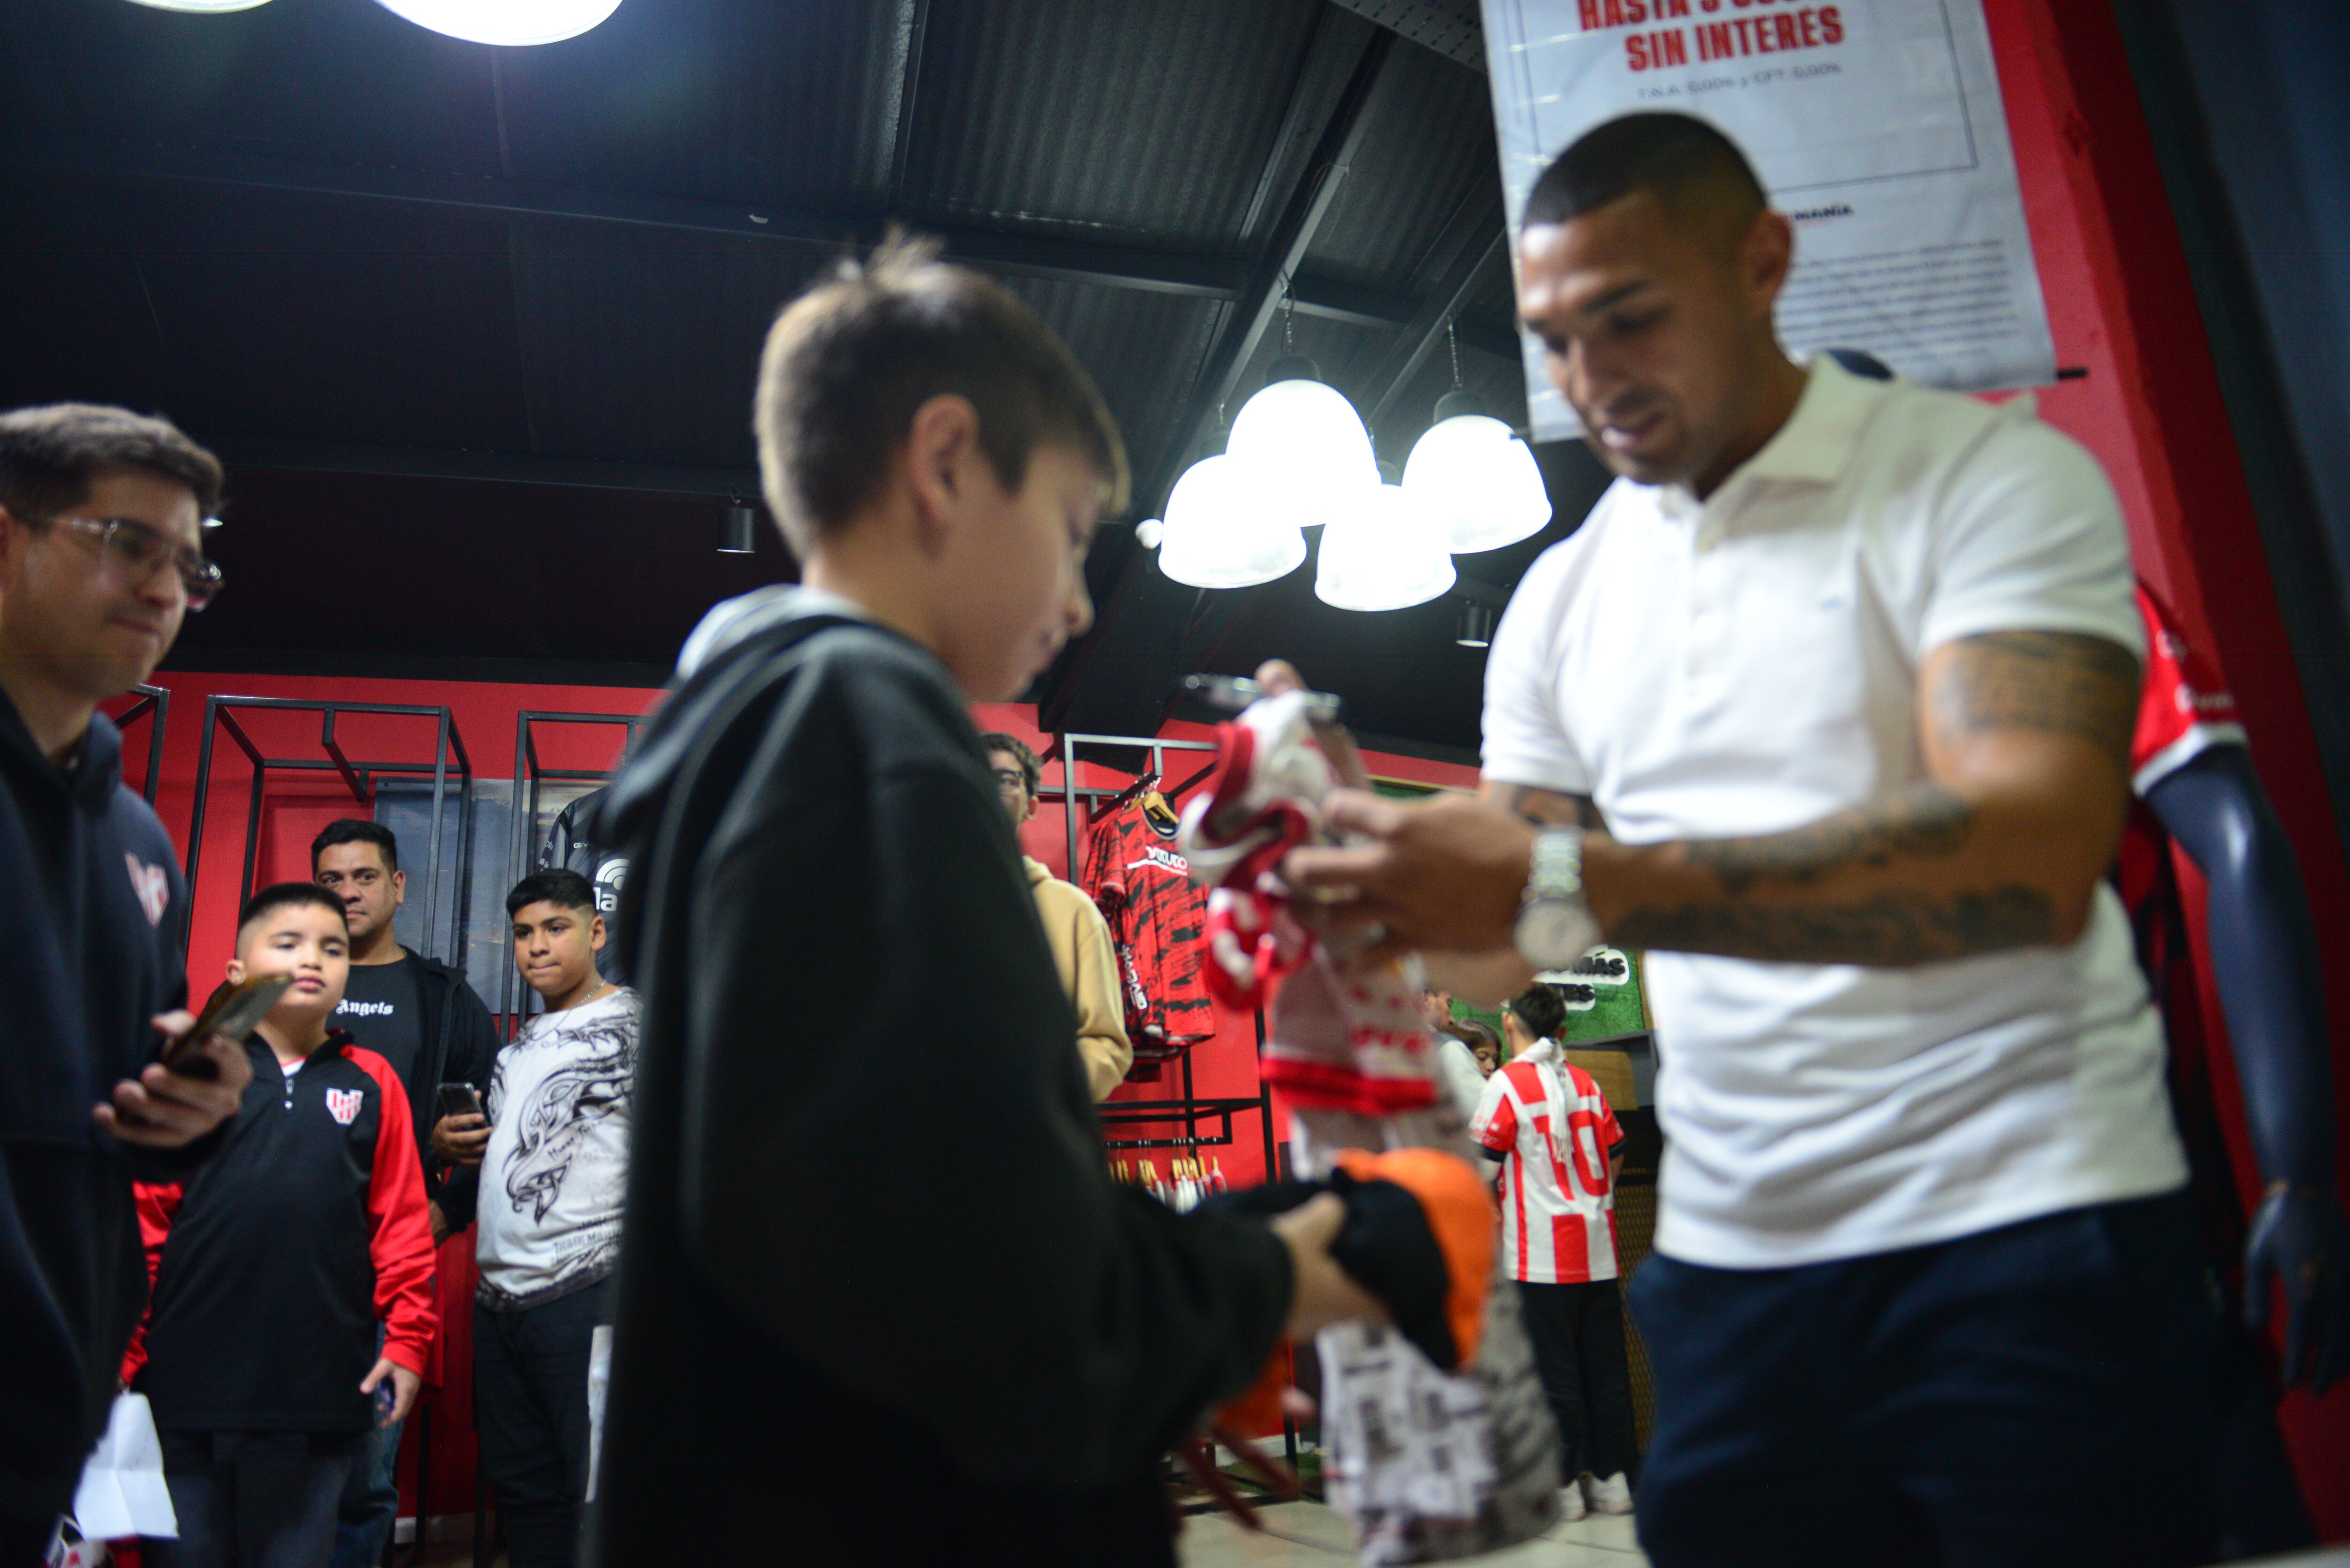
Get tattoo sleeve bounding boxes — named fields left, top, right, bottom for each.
left=1600, top=630, right=2138, bottom=966
left=1927, top=630, right=2139, bottom=771
left=1490, top=783, right=1602, bottom=830
left=1609, top=783, right=2056, bottom=961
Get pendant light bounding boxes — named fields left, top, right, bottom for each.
left=372, top=0, right=623, bottom=45
left=1223, top=295, right=1380, bottom=533
left=1316, top=484, right=1456, bottom=612
left=719, top=503, right=757, bottom=554
left=1402, top=323, right=1552, bottom=554
left=1156, top=455, right=1306, bottom=590
left=125, top=0, right=274, bottom=10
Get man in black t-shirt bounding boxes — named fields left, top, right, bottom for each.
left=312, top=818, right=499, bottom=1568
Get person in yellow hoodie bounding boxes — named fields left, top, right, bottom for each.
left=982, top=733, right=1133, bottom=1098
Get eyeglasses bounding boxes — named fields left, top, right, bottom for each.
left=990, top=769, right=1032, bottom=793
left=23, top=512, right=222, bottom=610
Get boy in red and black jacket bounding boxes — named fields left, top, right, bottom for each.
left=124, top=883, right=437, bottom=1568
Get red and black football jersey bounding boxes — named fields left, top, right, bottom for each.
left=2118, top=584, right=2254, bottom=1269
left=1083, top=797, right=1216, bottom=1059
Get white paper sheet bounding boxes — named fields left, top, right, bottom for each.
left=1477, top=0, right=2056, bottom=439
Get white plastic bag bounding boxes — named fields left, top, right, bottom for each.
left=71, top=1393, right=176, bottom=1541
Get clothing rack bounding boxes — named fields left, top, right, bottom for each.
left=501, top=711, right=645, bottom=1025
left=1047, top=730, right=1277, bottom=1182
left=181, top=697, right=473, bottom=961
left=110, top=682, right=171, bottom=805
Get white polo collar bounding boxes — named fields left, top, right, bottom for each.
left=1656, top=353, right=1885, bottom=518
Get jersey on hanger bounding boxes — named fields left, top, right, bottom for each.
left=1083, top=796, right=1215, bottom=1060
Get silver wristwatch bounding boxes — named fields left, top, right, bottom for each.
left=1514, top=827, right=1601, bottom=972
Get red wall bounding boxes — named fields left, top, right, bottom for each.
left=1982, top=0, right=2350, bottom=1527
left=108, top=669, right=1473, bottom=1511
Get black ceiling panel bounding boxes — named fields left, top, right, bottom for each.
left=506, top=216, right=831, bottom=468
left=0, top=0, right=505, bottom=176
left=0, top=0, right=1573, bottom=754
left=491, top=0, right=905, bottom=210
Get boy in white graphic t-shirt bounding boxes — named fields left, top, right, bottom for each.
left=1473, top=984, right=1632, bottom=1522
left=434, top=868, right=636, bottom=1568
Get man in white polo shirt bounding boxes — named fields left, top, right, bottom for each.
left=1279, top=113, right=2215, bottom=1567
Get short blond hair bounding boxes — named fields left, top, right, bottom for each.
left=752, top=232, right=1129, bottom=558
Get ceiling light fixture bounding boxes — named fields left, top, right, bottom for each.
left=371, top=0, right=622, bottom=46
left=719, top=503, right=756, bottom=554
left=1156, top=455, right=1305, bottom=590
left=1315, top=484, right=1456, bottom=612
left=125, top=0, right=275, bottom=10
left=1457, top=602, right=1495, bottom=648
left=1402, top=329, right=1552, bottom=554
left=202, top=516, right=225, bottom=530
left=1224, top=296, right=1381, bottom=534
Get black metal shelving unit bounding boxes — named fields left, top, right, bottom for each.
left=181, top=697, right=472, bottom=960
left=500, top=711, right=645, bottom=1027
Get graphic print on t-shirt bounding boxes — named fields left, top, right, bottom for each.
left=499, top=1008, right=635, bottom=1225
left=479, top=991, right=639, bottom=1305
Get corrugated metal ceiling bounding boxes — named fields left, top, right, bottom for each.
left=0, top=0, right=1572, bottom=749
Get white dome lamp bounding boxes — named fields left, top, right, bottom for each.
left=125, top=0, right=274, bottom=11
left=372, top=0, right=623, bottom=45
left=1224, top=347, right=1382, bottom=534
left=1155, top=455, right=1307, bottom=590
left=1401, top=322, right=1552, bottom=554
left=1316, top=483, right=1457, bottom=612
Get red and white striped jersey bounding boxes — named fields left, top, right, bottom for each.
left=1470, top=1038, right=1625, bottom=1284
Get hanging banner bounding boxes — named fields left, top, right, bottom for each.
left=1477, top=0, right=2056, bottom=440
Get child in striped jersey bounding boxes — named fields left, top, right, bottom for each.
left=1473, top=984, right=1634, bottom=1521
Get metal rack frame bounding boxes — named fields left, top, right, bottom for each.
left=501, top=711, right=646, bottom=1024
left=182, top=697, right=473, bottom=961
left=1047, top=730, right=1277, bottom=1179
left=112, top=681, right=171, bottom=805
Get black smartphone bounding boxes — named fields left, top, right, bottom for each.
left=436, top=1082, right=487, bottom=1125
left=157, top=973, right=293, bottom=1078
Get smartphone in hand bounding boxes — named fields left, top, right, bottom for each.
left=436, top=1082, right=487, bottom=1125
left=157, top=974, right=292, bottom=1079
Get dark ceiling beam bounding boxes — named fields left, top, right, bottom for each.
left=1036, top=27, right=1400, bottom=733
left=1287, top=274, right=1520, bottom=359
left=0, top=135, right=1246, bottom=302
left=1322, top=0, right=1486, bottom=73
left=0, top=134, right=1528, bottom=353
left=1362, top=221, right=1506, bottom=429
left=882, top=0, right=932, bottom=205
left=1147, top=27, right=1398, bottom=507
left=215, top=438, right=761, bottom=499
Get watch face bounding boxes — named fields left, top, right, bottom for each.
left=1516, top=900, right=1600, bottom=971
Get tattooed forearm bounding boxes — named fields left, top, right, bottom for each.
left=1579, top=633, right=2135, bottom=967
left=1687, top=785, right=1974, bottom=897
left=1488, top=783, right=1601, bottom=830
left=1603, top=785, right=2049, bottom=963
left=1929, top=631, right=2140, bottom=770
left=1610, top=885, right=2056, bottom=964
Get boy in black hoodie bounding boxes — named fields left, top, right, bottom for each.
left=0, top=404, right=251, bottom=1563
left=587, top=236, right=1379, bottom=1567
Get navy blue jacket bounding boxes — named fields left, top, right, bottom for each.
left=0, top=696, right=204, bottom=1523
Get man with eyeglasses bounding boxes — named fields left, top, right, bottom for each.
left=0, top=403, right=251, bottom=1563
left=981, top=733, right=1132, bottom=1098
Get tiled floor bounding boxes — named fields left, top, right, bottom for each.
left=1178, top=1499, right=1647, bottom=1568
